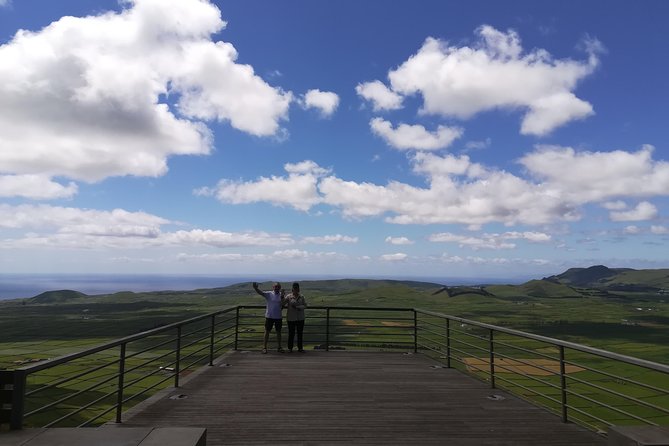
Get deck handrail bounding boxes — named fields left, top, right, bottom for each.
left=2, top=304, right=668, bottom=433
left=415, top=309, right=669, bottom=374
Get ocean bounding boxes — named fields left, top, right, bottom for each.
left=0, top=273, right=524, bottom=301
left=0, top=274, right=257, bottom=300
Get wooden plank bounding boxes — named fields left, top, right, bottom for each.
left=124, top=350, right=605, bottom=445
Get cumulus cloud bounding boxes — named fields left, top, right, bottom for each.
left=651, top=225, right=669, bottom=235
left=0, top=204, right=295, bottom=249
left=363, top=25, right=600, bottom=136
left=623, top=225, right=641, bottom=234
left=380, top=253, right=408, bottom=261
left=176, top=249, right=347, bottom=263
left=438, top=254, right=550, bottom=266
left=520, top=145, right=669, bottom=203
left=202, top=144, right=669, bottom=227
left=301, top=234, right=358, bottom=244
left=0, top=0, right=291, bottom=191
left=609, top=201, right=657, bottom=222
left=196, top=160, right=329, bottom=211
left=356, top=80, right=403, bottom=111
left=370, top=118, right=463, bottom=151
left=0, top=175, right=78, bottom=199
left=428, top=231, right=551, bottom=250
left=301, top=89, right=339, bottom=117
left=385, top=236, right=413, bottom=245
left=602, top=200, right=627, bottom=210
left=465, top=138, right=491, bottom=151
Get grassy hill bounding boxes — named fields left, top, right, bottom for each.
left=543, top=265, right=669, bottom=292
left=30, top=290, right=88, bottom=303
left=2, top=270, right=669, bottom=368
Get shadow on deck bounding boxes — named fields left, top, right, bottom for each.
left=120, top=350, right=605, bottom=445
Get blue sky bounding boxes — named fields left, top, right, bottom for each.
left=1, top=0, right=668, bottom=280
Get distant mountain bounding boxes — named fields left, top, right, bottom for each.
left=542, top=265, right=626, bottom=287
left=540, top=265, right=669, bottom=293
left=30, top=290, right=87, bottom=303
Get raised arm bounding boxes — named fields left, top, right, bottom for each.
left=252, top=282, right=265, bottom=297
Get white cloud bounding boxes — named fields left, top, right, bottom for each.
left=0, top=204, right=294, bottom=249
left=319, top=153, right=576, bottom=225
left=438, top=254, right=550, bottom=266
left=650, top=225, right=669, bottom=235
left=196, top=161, right=328, bottom=211
left=370, top=118, right=463, bottom=151
left=355, top=80, right=403, bottom=111
left=367, top=26, right=600, bottom=135
left=301, top=89, right=339, bottom=117
left=465, top=138, right=491, bottom=151
left=203, top=145, right=669, bottom=227
left=520, top=145, right=669, bottom=203
left=380, top=253, right=408, bottom=261
left=0, top=204, right=168, bottom=230
left=0, top=0, right=291, bottom=189
left=428, top=231, right=552, bottom=250
left=428, top=232, right=512, bottom=250
left=385, top=236, right=413, bottom=245
left=623, top=225, right=641, bottom=234
left=0, top=0, right=10, bottom=7
left=0, top=175, right=78, bottom=199
left=610, top=201, right=657, bottom=222
left=301, top=234, right=358, bottom=244
left=176, top=249, right=347, bottom=263
left=162, top=229, right=293, bottom=248
left=602, top=200, right=627, bottom=210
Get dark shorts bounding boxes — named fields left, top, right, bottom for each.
left=264, top=318, right=282, bottom=332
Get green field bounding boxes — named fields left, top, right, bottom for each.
left=1, top=273, right=669, bottom=430
left=2, top=277, right=669, bottom=366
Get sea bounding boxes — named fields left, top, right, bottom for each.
left=0, top=273, right=527, bottom=301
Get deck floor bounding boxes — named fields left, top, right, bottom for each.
left=122, top=350, right=605, bottom=445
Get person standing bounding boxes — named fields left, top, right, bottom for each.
left=285, top=282, right=308, bottom=353
left=252, top=282, right=285, bottom=354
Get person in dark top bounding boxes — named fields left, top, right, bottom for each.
left=284, top=282, right=308, bottom=353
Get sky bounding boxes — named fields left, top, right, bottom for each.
left=0, top=0, right=668, bottom=281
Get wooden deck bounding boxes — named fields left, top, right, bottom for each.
left=121, top=350, right=605, bottom=445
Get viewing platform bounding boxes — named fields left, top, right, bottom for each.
left=2, top=305, right=668, bottom=445
left=118, top=349, right=604, bottom=445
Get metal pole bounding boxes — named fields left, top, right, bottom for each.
left=446, top=318, right=451, bottom=368
left=10, top=370, right=26, bottom=430
left=234, top=307, right=240, bottom=351
left=115, top=343, right=126, bottom=423
left=325, top=308, right=330, bottom=352
left=560, top=345, right=568, bottom=423
left=413, top=310, right=418, bottom=353
left=209, top=315, right=215, bottom=366
left=175, top=326, right=182, bottom=388
left=489, top=329, right=495, bottom=389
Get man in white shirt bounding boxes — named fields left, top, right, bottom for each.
left=252, top=282, right=285, bottom=354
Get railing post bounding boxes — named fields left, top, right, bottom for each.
left=115, top=343, right=126, bottom=423
left=10, top=370, right=26, bottom=430
left=325, top=308, right=330, bottom=352
left=446, top=318, right=451, bottom=368
left=234, top=307, right=240, bottom=351
left=413, top=310, right=418, bottom=353
left=209, top=314, right=216, bottom=366
left=560, top=345, right=568, bottom=423
left=489, top=329, right=495, bottom=389
left=175, top=326, right=182, bottom=388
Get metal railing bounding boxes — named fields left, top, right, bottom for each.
left=2, top=305, right=668, bottom=433
left=415, top=309, right=669, bottom=432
